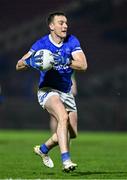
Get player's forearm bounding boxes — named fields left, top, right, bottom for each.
left=16, top=52, right=32, bottom=71
left=71, top=52, right=88, bottom=71
left=70, top=59, right=87, bottom=71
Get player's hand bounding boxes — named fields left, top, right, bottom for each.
left=53, top=53, right=72, bottom=66
left=24, top=55, right=43, bottom=70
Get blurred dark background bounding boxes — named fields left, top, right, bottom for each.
left=0, top=0, right=127, bottom=131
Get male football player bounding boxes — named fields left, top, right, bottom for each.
left=16, top=12, right=87, bottom=172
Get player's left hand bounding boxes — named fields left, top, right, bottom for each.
left=53, top=53, right=71, bottom=66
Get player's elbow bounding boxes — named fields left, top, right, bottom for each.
left=16, top=63, right=19, bottom=71
left=79, top=62, right=88, bottom=71
left=77, top=53, right=88, bottom=71
left=78, top=56, right=88, bottom=71
left=16, top=62, right=22, bottom=71
left=16, top=60, right=27, bottom=71
left=82, top=62, right=88, bottom=71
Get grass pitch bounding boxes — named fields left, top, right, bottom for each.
left=0, top=130, right=127, bottom=179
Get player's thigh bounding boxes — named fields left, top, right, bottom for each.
left=68, top=111, right=78, bottom=138
left=45, top=95, right=68, bottom=122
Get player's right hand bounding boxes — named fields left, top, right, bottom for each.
left=24, top=55, right=43, bottom=70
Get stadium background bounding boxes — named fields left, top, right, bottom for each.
left=0, top=0, right=127, bottom=131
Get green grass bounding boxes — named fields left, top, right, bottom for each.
left=0, top=130, right=127, bottom=179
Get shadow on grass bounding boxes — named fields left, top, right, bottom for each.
left=70, top=171, right=127, bottom=176
left=42, top=172, right=55, bottom=175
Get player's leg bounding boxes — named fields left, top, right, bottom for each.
left=34, top=94, right=70, bottom=168
left=34, top=90, right=59, bottom=168
left=61, top=111, right=78, bottom=172
left=59, top=91, right=78, bottom=139
left=40, top=111, right=77, bottom=149
left=45, top=95, right=69, bottom=154
left=35, top=89, right=77, bottom=171
left=45, top=96, right=77, bottom=172
left=44, top=111, right=78, bottom=171
left=36, top=111, right=78, bottom=171
left=50, top=115, right=57, bottom=133
left=41, top=111, right=77, bottom=151
left=68, top=111, right=78, bottom=139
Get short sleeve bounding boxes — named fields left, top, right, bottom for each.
left=70, top=35, right=82, bottom=54
left=29, top=40, right=41, bottom=52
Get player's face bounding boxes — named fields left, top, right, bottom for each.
left=50, top=15, right=68, bottom=39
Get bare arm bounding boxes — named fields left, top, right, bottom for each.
left=16, top=52, right=32, bottom=71
left=70, top=51, right=88, bottom=71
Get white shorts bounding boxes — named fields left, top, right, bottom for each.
left=37, top=87, right=77, bottom=112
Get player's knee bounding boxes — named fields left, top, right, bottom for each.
left=59, top=112, right=69, bottom=125
left=63, top=113, right=69, bottom=124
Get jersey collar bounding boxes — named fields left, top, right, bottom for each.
left=49, top=34, right=63, bottom=47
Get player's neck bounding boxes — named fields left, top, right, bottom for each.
left=50, top=33, right=64, bottom=44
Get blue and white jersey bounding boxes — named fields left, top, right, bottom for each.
left=29, top=34, right=82, bottom=93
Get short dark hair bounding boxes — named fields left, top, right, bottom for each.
left=47, top=12, right=66, bottom=25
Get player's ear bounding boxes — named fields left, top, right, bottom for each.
left=49, top=23, right=54, bottom=31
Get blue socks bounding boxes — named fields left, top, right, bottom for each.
left=61, top=152, right=70, bottom=162
left=40, top=144, right=70, bottom=163
left=40, top=144, right=49, bottom=154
